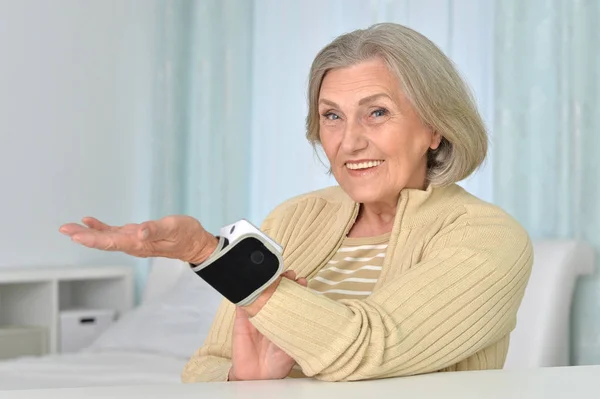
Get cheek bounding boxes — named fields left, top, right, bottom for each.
left=383, top=131, right=431, bottom=167
left=319, top=128, right=341, bottom=163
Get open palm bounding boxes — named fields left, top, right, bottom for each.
left=59, top=216, right=216, bottom=264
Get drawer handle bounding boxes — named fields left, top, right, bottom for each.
left=79, top=318, right=96, bottom=324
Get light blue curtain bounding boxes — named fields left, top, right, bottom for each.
left=125, top=0, right=252, bottom=299
left=150, top=0, right=253, bottom=234
left=494, top=0, right=600, bottom=364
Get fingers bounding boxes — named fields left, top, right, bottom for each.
left=58, top=223, right=89, bottom=237
left=81, top=217, right=113, bottom=231
left=70, top=231, right=119, bottom=251
left=69, top=225, right=142, bottom=252
left=60, top=220, right=120, bottom=250
left=62, top=215, right=179, bottom=258
left=64, top=215, right=184, bottom=252
left=60, top=217, right=115, bottom=237
left=281, top=270, right=297, bottom=280
left=296, top=277, right=308, bottom=287
left=281, top=271, right=308, bottom=287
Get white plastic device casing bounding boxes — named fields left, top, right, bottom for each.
left=220, top=219, right=282, bottom=252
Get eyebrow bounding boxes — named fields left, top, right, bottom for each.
left=358, top=93, right=393, bottom=105
left=318, top=93, right=393, bottom=108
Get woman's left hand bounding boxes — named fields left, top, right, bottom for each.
left=59, top=216, right=218, bottom=264
left=230, top=270, right=308, bottom=381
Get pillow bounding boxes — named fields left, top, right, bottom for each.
left=86, top=267, right=223, bottom=359
left=142, top=258, right=188, bottom=304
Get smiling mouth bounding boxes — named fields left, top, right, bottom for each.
left=345, top=160, right=384, bottom=170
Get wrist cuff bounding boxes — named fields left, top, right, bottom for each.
left=190, top=233, right=283, bottom=306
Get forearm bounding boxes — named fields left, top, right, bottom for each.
left=250, top=238, right=532, bottom=381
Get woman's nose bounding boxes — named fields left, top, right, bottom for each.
left=340, top=121, right=368, bottom=154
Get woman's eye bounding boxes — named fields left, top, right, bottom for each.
left=371, top=108, right=388, bottom=118
left=322, top=112, right=340, bottom=120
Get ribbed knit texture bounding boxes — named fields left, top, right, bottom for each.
left=181, top=184, right=533, bottom=382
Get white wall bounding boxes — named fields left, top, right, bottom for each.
left=249, top=0, right=494, bottom=225
left=0, top=1, right=156, bottom=275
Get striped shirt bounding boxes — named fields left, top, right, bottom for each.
left=308, top=232, right=390, bottom=301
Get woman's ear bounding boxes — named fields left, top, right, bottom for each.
left=429, top=131, right=442, bottom=150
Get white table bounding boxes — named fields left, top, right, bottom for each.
left=3, top=365, right=598, bottom=398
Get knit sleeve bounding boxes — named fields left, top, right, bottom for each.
left=249, top=213, right=533, bottom=381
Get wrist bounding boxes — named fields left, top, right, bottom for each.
left=188, top=233, right=219, bottom=265
left=240, top=276, right=282, bottom=317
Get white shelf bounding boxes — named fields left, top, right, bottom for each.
left=0, top=266, right=133, bottom=358
left=0, top=266, right=132, bottom=283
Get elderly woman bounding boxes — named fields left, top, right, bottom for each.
left=60, top=23, right=532, bottom=382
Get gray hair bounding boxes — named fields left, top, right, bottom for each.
left=306, top=23, right=487, bottom=186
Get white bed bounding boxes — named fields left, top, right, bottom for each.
left=0, top=258, right=222, bottom=391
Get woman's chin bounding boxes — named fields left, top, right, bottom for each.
left=341, top=184, right=387, bottom=205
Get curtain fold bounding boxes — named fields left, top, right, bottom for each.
left=494, top=0, right=600, bottom=365
left=150, top=0, right=253, bottom=235
left=149, top=0, right=192, bottom=220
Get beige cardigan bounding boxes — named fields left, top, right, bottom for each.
left=182, top=184, right=533, bottom=382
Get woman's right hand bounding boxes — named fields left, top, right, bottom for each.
left=229, top=270, right=307, bottom=381
left=59, top=215, right=218, bottom=265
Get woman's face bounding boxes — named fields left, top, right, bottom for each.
left=318, top=58, right=441, bottom=206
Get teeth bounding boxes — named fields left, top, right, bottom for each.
left=346, top=160, right=383, bottom=170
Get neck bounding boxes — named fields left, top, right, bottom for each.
left=348, top=177, right=431, bottom=238
left=348, top=199, right=397, bottom=237
left=361, top=200, right=397, bottom=224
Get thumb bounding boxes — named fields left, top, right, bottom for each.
left=138, top=220, right=168, bottom=241
left=81, top=217, right=113, bottom=231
